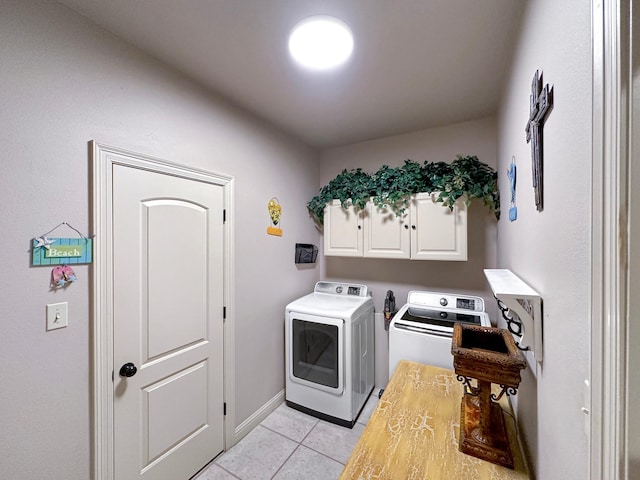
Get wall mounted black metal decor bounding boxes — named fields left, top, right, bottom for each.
left=525, top=70, right=553, bottom=212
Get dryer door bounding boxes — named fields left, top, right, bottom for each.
left=287, top=312, right=344, bottom=394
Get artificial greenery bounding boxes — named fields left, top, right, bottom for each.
left=307, top=155, right=500, bottom=224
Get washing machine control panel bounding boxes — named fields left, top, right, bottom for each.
left=314, top=281, right=368, bottom=297
left=406, top=291, right=485, bottom=312
left=456, top=297, right=477, bottom=310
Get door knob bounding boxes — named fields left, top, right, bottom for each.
left=119, top=362, right=137, bottom=378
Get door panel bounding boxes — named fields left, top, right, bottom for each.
left=145, top=362, right=208, bottom=464
left=113, top=164, right=224, bottom=480
left=145, top=200, right=208, bottom=358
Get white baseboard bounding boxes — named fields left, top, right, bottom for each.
left=231, top=389, right=285, bottom=446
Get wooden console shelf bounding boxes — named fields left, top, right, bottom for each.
left=339, top=360, right=529, bottom=479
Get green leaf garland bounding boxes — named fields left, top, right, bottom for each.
left=307, top=155, right=500, bottom=224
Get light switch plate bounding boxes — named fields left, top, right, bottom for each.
left=46, top=302, right=68, bottom=331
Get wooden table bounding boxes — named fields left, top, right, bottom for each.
left=340, top=360, right=530, bottom=480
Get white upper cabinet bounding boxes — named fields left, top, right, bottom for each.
left=363, top=202, right=410, bottom=258
left=410, top=193, right=467, bottom=261
left=323, top=200, right=363, bottom=256
left=324, top=193, right=467, bottom=261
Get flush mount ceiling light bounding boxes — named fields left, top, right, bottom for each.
left=288, top=15, right=354, bottom=70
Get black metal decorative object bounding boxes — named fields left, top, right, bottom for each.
left=525, top=70, right=553, bottom=212
left=491, top=384, right=519, bottom=402
left=495, top=296, right=531, bottom=352
left=456, top=374, right=480, bottom=396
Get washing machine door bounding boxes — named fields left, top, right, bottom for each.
left=287, top=312, right=344, bottom=394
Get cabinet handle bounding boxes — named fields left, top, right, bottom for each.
left=411, top=225, right=416, bottom=230
left=358, top=225, right=362, bottom=230
left=404, top=225, right=409, bottom=230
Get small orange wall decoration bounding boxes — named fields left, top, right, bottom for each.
left=267, top=197, right=282, bottom=236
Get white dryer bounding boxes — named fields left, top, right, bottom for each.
left=285, top=282, right=374, bottom=428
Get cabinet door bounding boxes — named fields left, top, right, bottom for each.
left=363, top=203, right=410, bottom=258
left=410, top=193, right=467, bottom=261
left=323, top=200, right=363, bottom=256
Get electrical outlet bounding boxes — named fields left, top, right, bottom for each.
left=46, top=302, right=68, bottom=331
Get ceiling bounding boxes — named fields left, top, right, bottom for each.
left=57, top=0, right=526, bottom=148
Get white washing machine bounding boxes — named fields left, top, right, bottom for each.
left=285, top=282, right=374, bottom=428
left=389, top=290, right=491, bottom=378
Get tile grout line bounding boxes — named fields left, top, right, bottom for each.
left=297, top=417, right=320, bottom=445
left=195, top=456, right=241, bottom=480
left=260, top=414, right=321, bottom=478
left=259, top=416, right=319, bottom=444
left=261, top=414, right=351, bottom=475
left=297, top=418, right=362, bottom=467
left=252, top=423, right=321, bottom=479
left=216, top=463, right=242, bottom=480
left=302, top=423, right=344, bottom=465
left=213, top=425, right=295, bottom=479
left=302, top=444, right=348, bottom=467
left=268, top=443, right=302, bottom=479
left=209, top=452, right=242, bottom=480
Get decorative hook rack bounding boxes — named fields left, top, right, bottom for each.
left=484, top=269, right=542, bottom=362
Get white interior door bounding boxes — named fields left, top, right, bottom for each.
left=112, top=163, right=225, bottom=480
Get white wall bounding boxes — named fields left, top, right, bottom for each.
left=496, top=0, right=591, bottom=477
left=0, top=1, right=320, bottom=478
left=319, top=118, right=499, bottom=384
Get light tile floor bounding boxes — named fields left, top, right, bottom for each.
left=194, top=392, right=380, bottom=480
